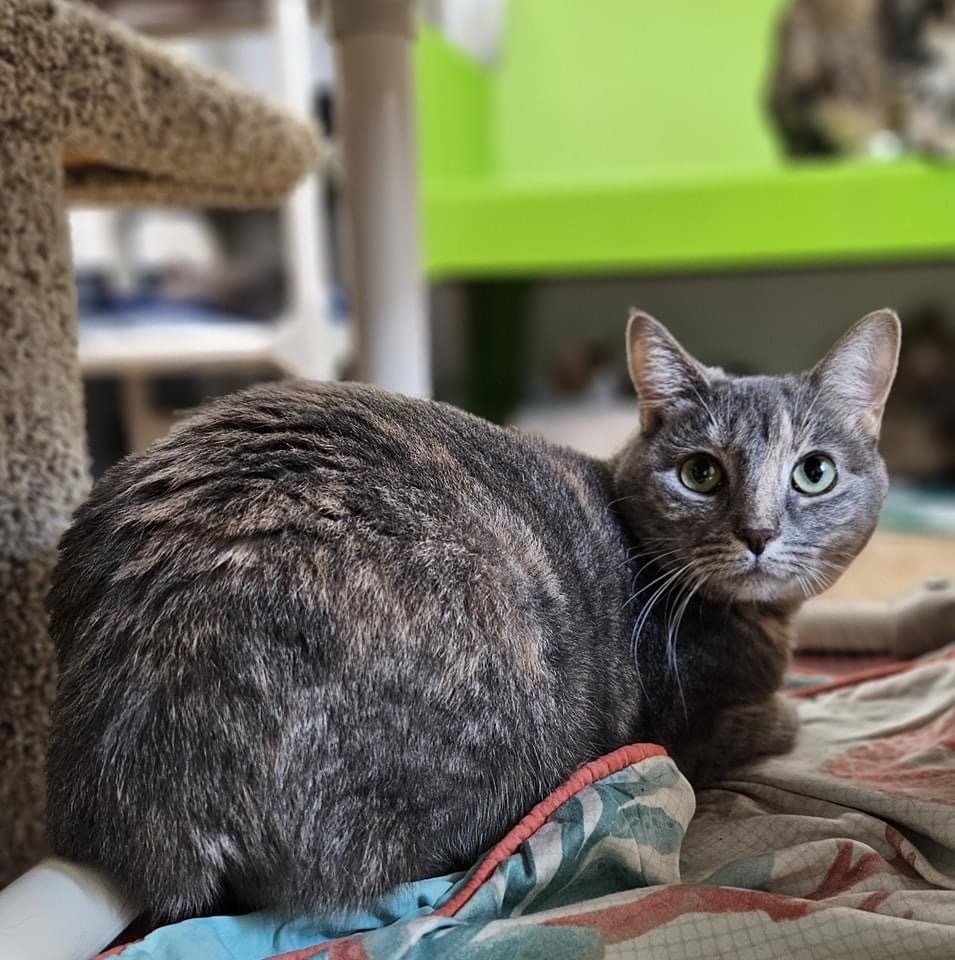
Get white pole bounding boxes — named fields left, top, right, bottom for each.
left=328, top=0, right=431, bottom=397
left=268, top=0, right=337, bottom=382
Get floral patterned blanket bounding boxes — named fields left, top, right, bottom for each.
left=106, top=652, right=955, bottom=960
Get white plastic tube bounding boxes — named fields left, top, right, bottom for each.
left=268, top=0, right=339, bottom=383
left=0, top=859, right=137, bottom=960
left=329, top=0, right=431, bottom=397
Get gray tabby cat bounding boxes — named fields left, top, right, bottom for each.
left=770, top=0, right=955, bottom=156
left=46, top=310, right=900, bottom=920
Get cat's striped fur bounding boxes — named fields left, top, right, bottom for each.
left=46, top=311, right=900, bottom=919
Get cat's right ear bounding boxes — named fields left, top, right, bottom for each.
left=810, top=308, right=901, bottom=439
left=627, top=310, right=707, bottom=433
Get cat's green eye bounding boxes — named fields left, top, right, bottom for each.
left=792, top=454, right=836, bottom=496
left=679, top=454, right=723, bottom=494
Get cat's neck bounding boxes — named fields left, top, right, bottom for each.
left=736, top=599, right=803, bottom=654
left=623, top=548, right=797, bottom=713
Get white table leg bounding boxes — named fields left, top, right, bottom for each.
left=328, top=0, right=431, bottom=397
left=268, top=0, right=339, bottom=383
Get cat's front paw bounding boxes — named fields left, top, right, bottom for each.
left=892, top=577, right=955, bottom=659
left=676, top=694, right=799, bottom=788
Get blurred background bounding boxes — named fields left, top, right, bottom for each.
left=74, top=0, right=954, bottom=583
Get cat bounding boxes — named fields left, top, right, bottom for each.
left=769, top=0, right=955, bottom=157
left=45, top=310, right=900, bottom=920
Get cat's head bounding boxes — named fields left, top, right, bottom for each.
left=612, top=309, right=901, bottom=606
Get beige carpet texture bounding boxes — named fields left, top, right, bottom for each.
left=0, top=0, right=318, bottom=885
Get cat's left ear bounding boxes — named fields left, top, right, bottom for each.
left=810, top=309, right=901, bottom=438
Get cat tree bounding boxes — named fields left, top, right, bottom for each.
left=0, top=0, right=319, bottom=887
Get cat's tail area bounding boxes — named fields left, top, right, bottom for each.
left=45, top=673, right=429, bottom=919
left=45, top=703, right=239, bottom=920
left=46, top=781, right=233, bottom=921
left=46, top=737, right=416, bottom=921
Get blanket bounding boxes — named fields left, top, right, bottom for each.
left=104, top=652, right=955, bottom=960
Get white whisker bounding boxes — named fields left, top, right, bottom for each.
left=629, top=559, right=698, bottom=701
left=664, top=566, right=711, bottom=722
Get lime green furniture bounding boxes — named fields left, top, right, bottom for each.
left=416, top=0, right=955, bottom=278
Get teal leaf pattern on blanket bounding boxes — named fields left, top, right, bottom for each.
left=454, top=756, right=689, bottom=924
left=517, top=765, right=684, bottom=915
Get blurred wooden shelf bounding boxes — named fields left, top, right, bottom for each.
left=79, top=320, right=280, bottom=375
left=70, top=0, right=342, bottom=386
left=78, top=311, right=348, bottom=379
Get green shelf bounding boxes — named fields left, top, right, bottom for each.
left=421, top=160, right=955, bottom=278
left=415, top=1, right=955, bottom=279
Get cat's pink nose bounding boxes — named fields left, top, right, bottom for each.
left=737, top=527, right=778, bottom=556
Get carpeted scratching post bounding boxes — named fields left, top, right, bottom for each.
left=0, top=0, right=319, bottom=885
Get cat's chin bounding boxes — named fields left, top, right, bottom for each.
left=714, top=570, right=810, bottom=606
left=730, top=580, right=801, bottom=604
